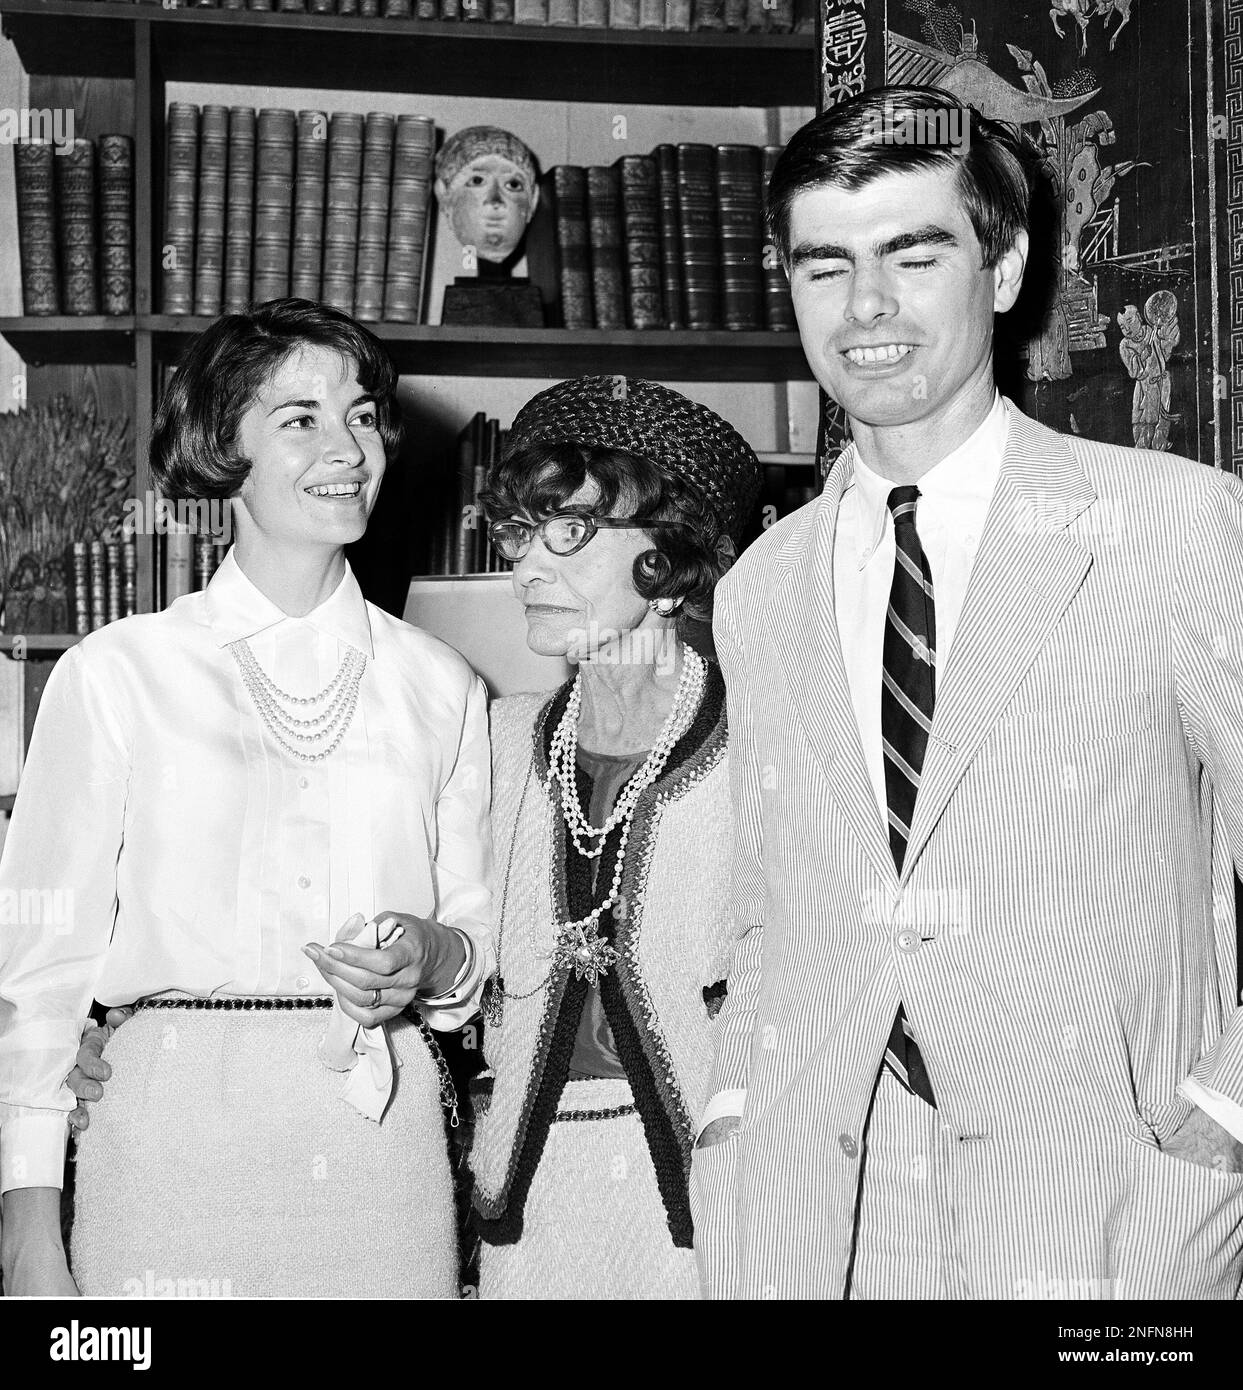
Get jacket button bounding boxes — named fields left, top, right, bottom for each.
left=896, top=929, right=920, bottom=953
left=838, top=1133, right=858, bottom=1159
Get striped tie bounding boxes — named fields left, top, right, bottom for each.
left=881, top=486, right=936, bottom=1107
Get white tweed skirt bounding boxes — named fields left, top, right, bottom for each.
left=70, top=1003, right=458, bottom=1298
left=478, top=1077, right=701, bottom=1301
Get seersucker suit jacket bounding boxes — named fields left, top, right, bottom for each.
left=691, top=400, right=1243, bottom=1300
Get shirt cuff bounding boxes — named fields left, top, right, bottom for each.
left=696, top=1088, right=747, bottom=1140
left=1178, top=1077, right=1243, bottom=1145
left=0, top=1110, right=69, bottom=1193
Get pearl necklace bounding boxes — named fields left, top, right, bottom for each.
left=548, top=646, right=707, bottom=983
left=229, top=637, right=366, bottom=763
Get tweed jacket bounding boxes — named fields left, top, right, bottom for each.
left=470, top=664, right=735, bottom=1246
left=692, top=402, right=1243, bottom=1300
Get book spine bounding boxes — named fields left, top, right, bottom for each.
left=105, top=540, right=122, bottom=624
left=723, top=0, right=745, bottom=26
left=638, top=0, right=664, bottom=25
left=322, top=111, right=363, bottom=313
left=14, top=141, right=59, bottom=315
left=691, top=0, right=723, bottom=27
left=769, top=0, right=794, bottom=28
left=278, top=0, right=306, bottom=9
left=193, top=105, right=229, bottom=316
left=194, top=535, right=215, bottom=591
left=552, top=165, right=593, bottom=330
left=252, top=107, right=295, bottom=304
left=546, top=0, right=575, bottom=20
left=664, top=0, right=691, bottom=26
left=164, top=526, right=194, bottom=606
left=70, top=541, right=90, bottom=636
left=585, top=165, right=625, bottom=330
left=514, top=0, right=548, bottom=19
left=743, top=0, right=764, bottom=27
left=308, top=0, right=336, bottom=11
left=248, top=0, right=274, bottom=8
left=761, top=144, right=795, bottom=331
left=716, top=143, right=764, bottom=331
left=383, top=0, right=412, bottom=12
left=481, top=419, right=501, bottom=572
left=223, top=106, right=256, bottom=314
left=56, top=139, right=99, bottom=315
left=453, top=415, right=484, bottom=576
left=608, top=0, right=639, bottom=24
left=414, top=0, right=438, bottom=14
left=359, top=0, right=380, bottom=14
left=617, top=155, right=664, bottom=329
left=676, top=143, right=722, bottom=330
left=654, top=144, right=685, bottom=330
left=88, top=541, right=107, bottom=631
left=578, top=0, right=607, bottom=23
left=488, top=0, right=515, bottom=17
left=163, top=103, right=198, bottom=314
left=121, top=535, right=137, bottom=618
left=792, top=0, right=815, bottom=30
left=440, top=0, right=461, bottom=17
left=471, top=421, right=492, bottom=573
left=98, top=134, right=134, bottom=315
left=461, top=0, right=486, bottom=19
left=338, top=0, right=360, bottom=11
left=383, top=114, right=434, bottom=323
left=291, top=110, right=328, bottom=301
left=354, top=112, right=394, bottom=322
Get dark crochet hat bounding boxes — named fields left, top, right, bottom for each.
left=504, top=375, right=762, bottom=545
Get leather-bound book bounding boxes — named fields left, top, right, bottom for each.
left=193, top=105, right=228, bottom=316
left=99, top=134, right=134, bottom=315
left=691, top=0, right=723, bottom=26
left=616, top=154, right=664, bottom=329
left=382, top=114, right=435, bottom=323
left=638, top=0, right=663, bottom=25
left=223, top=106, right=256, bottom=313
left=547, top=0, right=575, bottom=21
left=664, top=0, right=691, bottom=26
left=552, top=165, right=592, bottom=329
left=608, top=0, right=639, bottom=24
left=715, top=143, right=764, bottom=331
left=354, top=112, right=394, bottom=321
left=585, top=165, right=625, bottom=331
left=514, top=0, right=548, bottom=19
left=292, top=111, right=328, bottom=301
left=57, top=139, right=99, bottom=315
left=675, top=143, right=721, bottom=329
left=162, top=104, right=199, bottom=313
left=653, top=144, right=684, bottom=330
left=252, top=108, right=295, bottom=304
left=761, top=144, right=795, bottom=331
left=578, top=0, right=607, bottom=23
left=321, top=111, right=363, bottom=312
left=15, top=140, right=59, bottom=315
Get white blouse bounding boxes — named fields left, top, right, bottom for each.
left=0, top=550, right=494, bottom=1191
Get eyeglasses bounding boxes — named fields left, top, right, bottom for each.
left=487, top=512, right=684, bottom=562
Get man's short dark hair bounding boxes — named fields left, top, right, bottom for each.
left=767, top=85, right=1037, bottom=270
left=151, top=298, right=403, bottom=500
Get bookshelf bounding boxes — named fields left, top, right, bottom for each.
left=0, top=0, right=821, bottom=666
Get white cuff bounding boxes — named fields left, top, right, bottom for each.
left=696, top=1088, right=747, bottom=1140
left=1178, top=1077, right=1243, bottom=1145
left=0, top=1110, right=69, bottom=1193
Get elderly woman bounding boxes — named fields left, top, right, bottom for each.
left=469, top=376, right=760, bottom=1299
left=0, top=299, right=491, bottom=1297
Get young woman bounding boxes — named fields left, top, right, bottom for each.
left=0, top=299, right=492, bottom=1297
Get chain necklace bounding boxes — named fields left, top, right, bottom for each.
left=228, top=637, right=366, bottom=764
left=481, top=646, right=706, bottom=1026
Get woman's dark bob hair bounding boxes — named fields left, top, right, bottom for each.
left=150, top=298, right=403, bottom=500
left=481, top=440, right=729, bottom=627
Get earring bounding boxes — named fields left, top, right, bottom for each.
left=649, top=598, right=679, bottom=616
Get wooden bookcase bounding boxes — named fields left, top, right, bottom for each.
left=0, top=1, right=821, bottom=670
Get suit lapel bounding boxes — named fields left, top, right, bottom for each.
left=901, top=406, right=1097, bottom=876
left=770, top=446, right=897, bottom=887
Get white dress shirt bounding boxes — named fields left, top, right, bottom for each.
left=701, top=392, right=1242, bottom=1145
left=0, top=550, right=494, bottom=1191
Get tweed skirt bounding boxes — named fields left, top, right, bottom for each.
left=69, top=1004, right=458, bottom=1298
left=478, top=1078, right=700, bottom=1300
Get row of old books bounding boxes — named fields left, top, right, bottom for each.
left=68, top=537, right=137, bottom=634
left=106, top=0, right=814, bottom=30
left=159, top=529, right=231, bottom=609
left=14, top=137, right=134, bottom=316
left=426, top=412, right=512, bottom=575
left=548, top=143, right=793, bottom=333
left=163, top=103, right=434, bottom=321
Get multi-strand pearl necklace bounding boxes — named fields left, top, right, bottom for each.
left=548, top=646, right=707, bottom=983
left=228, top=637, right=366, bottom=763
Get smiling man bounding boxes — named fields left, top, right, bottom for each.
left=690, top=86, right=1243, bottom=1300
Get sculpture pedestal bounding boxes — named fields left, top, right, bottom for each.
left=440, top=277, right=545, bottom=328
